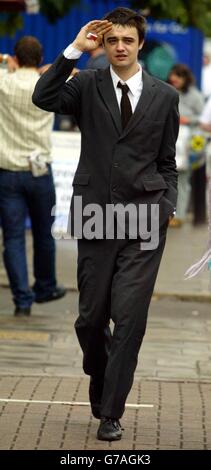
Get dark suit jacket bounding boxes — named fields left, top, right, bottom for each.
left=32, top=53, right=179, bottom=236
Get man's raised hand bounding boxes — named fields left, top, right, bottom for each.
left=72, top=20, right=113, bottom=52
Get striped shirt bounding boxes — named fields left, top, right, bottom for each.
left=0, top=67, right=54, bottom=171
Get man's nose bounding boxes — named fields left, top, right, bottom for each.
left=116, top=41, right=125, bottom=51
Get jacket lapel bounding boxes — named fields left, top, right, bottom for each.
left=121, top=70, right=157, bottom=138
left=96, top=68, right=157, bottom=137
left=96, top=67, right=122, bottom=135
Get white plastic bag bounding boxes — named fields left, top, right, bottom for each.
left=175, top=124, right=190, bottom=171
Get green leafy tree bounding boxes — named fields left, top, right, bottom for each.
left=39, top=0, right=79, bottom=24
left=131, top=0, right=211, bottom=36
left=1, top=0, right=211, bottom=36
left=0, top=0, right=79, bottom=36
left=0, top=12, right=23, bottom=37
left=40, top=0, right=211, bottom=35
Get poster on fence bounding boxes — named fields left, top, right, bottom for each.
left=51, top=131, right=81, bottom=236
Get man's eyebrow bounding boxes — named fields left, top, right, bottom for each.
left=106, top=36, right=136, bottom=40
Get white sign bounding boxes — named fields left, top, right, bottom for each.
left=51, top=131, right=81, bottom=234
left=147, top=21, right=188, bottom=35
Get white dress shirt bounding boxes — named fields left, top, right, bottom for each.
left=110, top=65, right=143, bottom=113
left=63, top=44, right=143, bottom=112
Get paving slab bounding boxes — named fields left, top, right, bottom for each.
left=0, top=376, right=210, bottom=450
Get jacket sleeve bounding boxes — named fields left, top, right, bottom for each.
left=157, top=91, right=180, bottom=208
left=32, top=53, right=81, bottom=117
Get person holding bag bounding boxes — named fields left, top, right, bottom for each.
left=168, top=64, right=204, bottom=227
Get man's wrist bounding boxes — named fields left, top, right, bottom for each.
left=63, top=43, right=83, bottom=60
left=71, top=41, right=84, bottom=52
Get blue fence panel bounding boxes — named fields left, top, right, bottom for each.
left=0, top=0, right=129, bottom=68
left=0, top=2, right=203, bottom=82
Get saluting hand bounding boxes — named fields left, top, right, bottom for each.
left=72, top=20, right=113, bottom=52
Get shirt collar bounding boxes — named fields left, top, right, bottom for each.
left=110, top=63, right=142, bottom=96
left=15, top=67, right=39, bottom=77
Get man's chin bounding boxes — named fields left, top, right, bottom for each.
left=112, top=60, right=129, bottom=67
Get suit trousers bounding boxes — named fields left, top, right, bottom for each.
left=75, top=222, right=168, bottom=419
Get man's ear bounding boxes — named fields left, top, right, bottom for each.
left=138, top=40, right=144, bottom=51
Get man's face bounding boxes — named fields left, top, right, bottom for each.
left=103, top=24, right=142, bottom=69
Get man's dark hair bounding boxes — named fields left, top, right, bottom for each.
left=167, top=63, right=195, bottom=93
left=14, top=36, right=43, bottom=68
left=103, top=7, right=146, bottom=44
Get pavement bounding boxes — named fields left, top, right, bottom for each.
left=0, top=221, right=211, bottom=451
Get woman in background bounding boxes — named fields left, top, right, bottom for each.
left=168, top=64, right=204, bottom=227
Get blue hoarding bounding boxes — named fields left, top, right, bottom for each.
left=0, top=1, right=204, bottom=85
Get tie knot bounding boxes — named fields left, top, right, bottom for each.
left=117, top=81, right=130, bottom=94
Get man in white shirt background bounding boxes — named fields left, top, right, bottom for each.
left=200, top=97, right=211, bottom=133
left=201, top=50, right=211, bottom=101
left=0, top=36, right=66, bottom=317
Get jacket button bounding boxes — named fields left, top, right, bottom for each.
left=113, top=162, right=119, bottom=168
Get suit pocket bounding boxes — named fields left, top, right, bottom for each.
left=72, top=173, right=90, bottom=185
left=142, top=175, right=168, bottom=191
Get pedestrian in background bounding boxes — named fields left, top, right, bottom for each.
left=200, top=96, right=211, bottom=133
left=200, top=96, right=211, bottom=177
left=168, top=64, right=204, bottom=227
left=201, top=51, right=211, bottom=101
left=86, top=45, right=109, bottom=69
left=0, top=37, right=66, bottom=317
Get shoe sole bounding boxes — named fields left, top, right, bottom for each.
left=97, top=434, right=122, bottom=441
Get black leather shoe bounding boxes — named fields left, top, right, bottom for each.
left=14, top=306, right=31, bottom=317
left=89, top=377, right=104, bottom=419
left=35, top=286, right=66, bottom=303
left=97, top=417, right=122, bottom=441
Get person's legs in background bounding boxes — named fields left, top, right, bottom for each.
left=25, top=166, right=66, bottom=303
left=0, top=170, right=34, bottom=315
left=170, top=169, right=191, bottom=227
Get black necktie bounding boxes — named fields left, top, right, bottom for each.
left=117, top=81, right=132, bottom=129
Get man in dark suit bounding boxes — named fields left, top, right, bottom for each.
left=33, top=7, right=179, bottom=441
